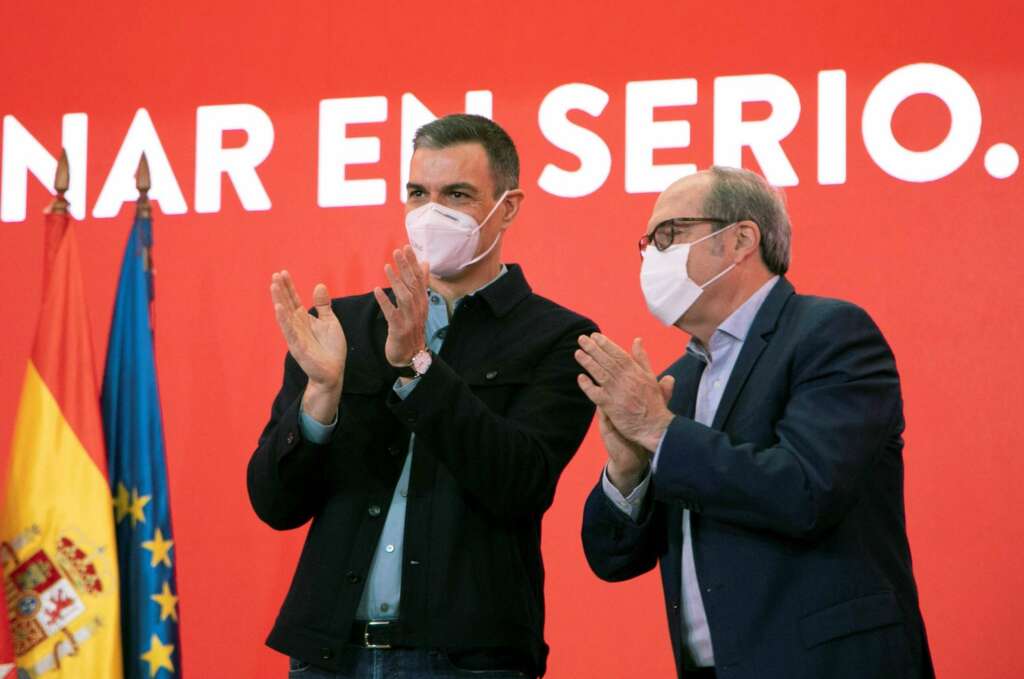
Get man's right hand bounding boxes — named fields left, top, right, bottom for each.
left=600, top=409, right=650, bottom=495
left=270, top=270, right=347, bottom=424
left=602, top=373, right=675, bottom=495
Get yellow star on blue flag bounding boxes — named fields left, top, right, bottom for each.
left=140, top=634, right=175, bottom=677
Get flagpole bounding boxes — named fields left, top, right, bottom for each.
left=52, top=149, right=69, bottom=215
left=136, top=153, right=151, bottom=219
left=134, top=153, right=154, bottom=338
left=42, top=149, right=71, bottom=287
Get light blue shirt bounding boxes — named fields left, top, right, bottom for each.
left=300, top=266, right=507, bottom=620
left=602, top=276, right=779, bottom=667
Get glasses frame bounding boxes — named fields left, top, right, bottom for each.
left=639, top=217, right=731, bottom=254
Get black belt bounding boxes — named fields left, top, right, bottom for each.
left=684, top=667, right=716, bottom=679
left=349, top=620, right=403, bottom=649
left=347, top=622, right=533, bottom=675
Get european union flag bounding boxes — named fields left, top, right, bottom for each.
left=102, top=216, right=182, bottom=679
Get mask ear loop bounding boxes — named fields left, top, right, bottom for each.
left=694, top=222, right=740, bottom=289
left=699, top=260, right=737, bottom=289
left=478, top=190, right=511, bottom=231
left=456, top=190, right=510, bottom=272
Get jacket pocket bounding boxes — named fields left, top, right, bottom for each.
left=799, top=591, right=904, bottom=649
left=464, top=362, right=534, bottom=387
left=465, top=364, right=534, bottom=411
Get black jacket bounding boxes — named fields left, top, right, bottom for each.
left=248, top=265, right=596, bottom=677
left=582, top=278, right=933, bottom=679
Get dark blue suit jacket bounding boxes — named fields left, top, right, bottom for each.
left=582, top=278, right=933, bottom=679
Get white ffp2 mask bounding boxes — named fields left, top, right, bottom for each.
left=640, top=222, right=738, bottom=326
left=404, top=191, right=508, bottom=279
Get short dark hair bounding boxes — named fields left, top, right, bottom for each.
left=702, top=166, right=792, bottom=275
left=413, top=114, right=519, bottom=198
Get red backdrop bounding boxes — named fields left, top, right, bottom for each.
left=1, top=2, right=1022, bottom=677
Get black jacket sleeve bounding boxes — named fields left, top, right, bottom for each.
left=246, top=351, right=337, bottom=531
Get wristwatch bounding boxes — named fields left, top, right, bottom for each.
left=397, top=348, right=433, bottom=378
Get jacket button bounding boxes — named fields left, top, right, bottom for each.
left=346, top=570, right=362, bottom=584
left=485, top=370, right=498, bottom=380
left=286, top=431, right=296, bottom=445
left=671, top=600, right=680, bottom=611
left=388, top=444, right=401, bottom=456
left=368, top=504, right=382, bottom=517
left=319, top=647, right=333, bottom=660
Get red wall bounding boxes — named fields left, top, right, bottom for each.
left=1, top=2, right=1022, bottom=677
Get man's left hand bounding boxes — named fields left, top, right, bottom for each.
left=575, top=334, right=675, bottom=452
left=374, top=245, right=430, bottom=368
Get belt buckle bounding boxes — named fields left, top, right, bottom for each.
left=365, top=620, right=391, bottom=649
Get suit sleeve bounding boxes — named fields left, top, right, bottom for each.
left=387, top=315, right=598, bottom=520
left=653, top=303, right=902, bottom=540
left=246, top=351, right=332, bottom=530
left=581, top=473, right=664, bottom=582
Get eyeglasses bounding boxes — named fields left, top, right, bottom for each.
left=638, top=217, right=730, bottom=254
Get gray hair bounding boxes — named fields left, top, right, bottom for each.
left=702, top=166, right=792, bottom=275
left=413, top=114, right=519, bottom=198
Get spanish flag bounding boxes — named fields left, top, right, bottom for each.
left=1, top=610, right=13, bottom=677
left=0, top=210, right=124, bottom=678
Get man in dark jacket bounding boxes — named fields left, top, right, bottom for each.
left=576, top=166, right=933, bottom=679
left=248, top=114, right=596, bottom=678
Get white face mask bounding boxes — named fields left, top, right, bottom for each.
left=404, top=191, right=509, bottom=279
left=640, top=222, right=739, bottom=326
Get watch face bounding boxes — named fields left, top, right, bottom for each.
left=411, top=349, right=432, bottom=375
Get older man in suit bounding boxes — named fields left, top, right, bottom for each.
left=576, top=166, right=933, bottom=679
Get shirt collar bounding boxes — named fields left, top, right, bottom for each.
left=718, top=276, right=780, bottom=342
left=428, top=264, right=508, bottom=314
left=687, top=276, right=780, bottom=360
left=468, top=263, right=533, bottom=318
left=471, top=263, right=509, bottom=296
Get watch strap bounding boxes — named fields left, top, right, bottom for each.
left=396, top=347, right=431, bottom=378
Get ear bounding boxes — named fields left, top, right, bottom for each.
left=498, top=189, right=525, bottom=230
left=734, top=220, right=762, bottom=262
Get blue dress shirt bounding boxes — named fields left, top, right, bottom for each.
left=299, top=266, right=508, bottom=620
left=602, top=276, right=779, bottom=666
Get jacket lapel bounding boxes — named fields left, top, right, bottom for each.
left=710, top=277, right=795, bottom=430
left=668, top=357, right=704, bottom=419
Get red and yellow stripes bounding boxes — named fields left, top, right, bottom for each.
left=1, top=216, right=123, bottom=678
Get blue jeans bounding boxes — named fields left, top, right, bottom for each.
left=288, top=648, right=531, bottom=679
